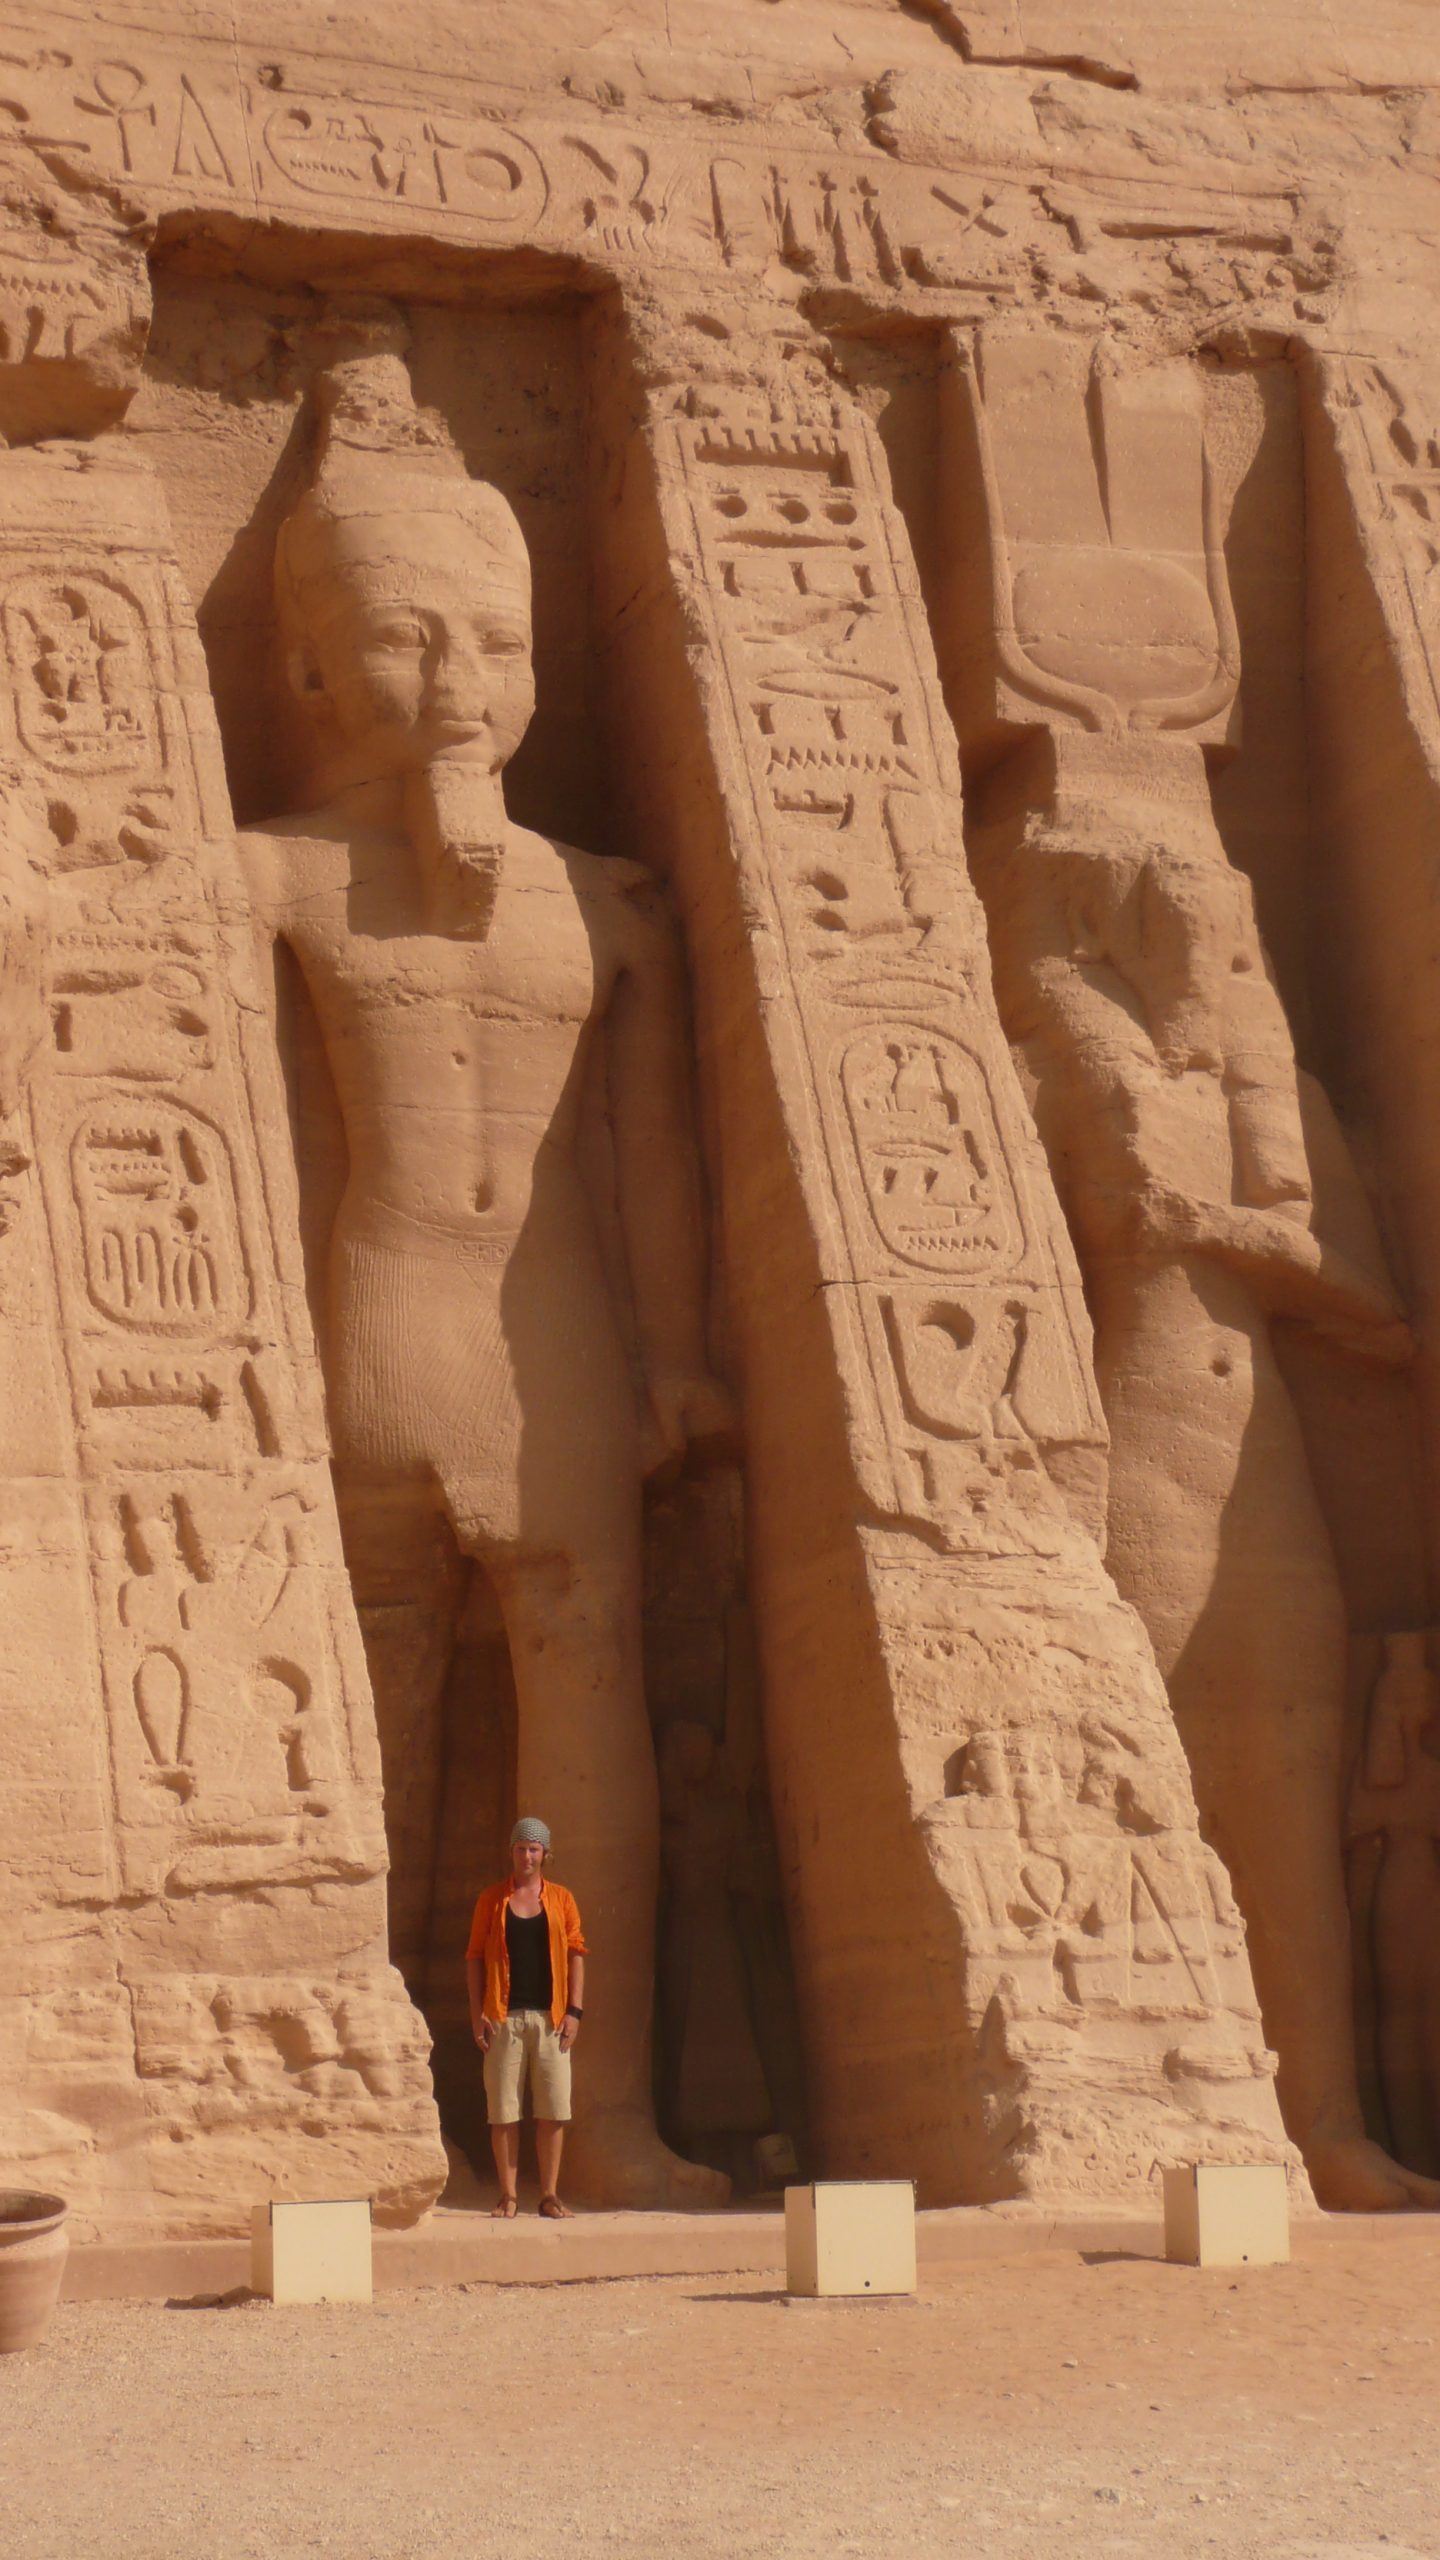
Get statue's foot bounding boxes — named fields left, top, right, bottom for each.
left=1306, top=2133, right=1440, bottom=2212
left=566, top=2110, right=731, bottom=2210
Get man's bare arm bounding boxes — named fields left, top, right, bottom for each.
left=559, top=1951, right=585, bottom=2052
left=466, top=1955, right=493, bottom=2050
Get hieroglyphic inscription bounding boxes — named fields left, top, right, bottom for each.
left=260, top=95, right=548, bottom=231
left=0, top=125, right=150, bottom=446
left=50, top=931, right=215, bottom=1080
left=862, top=1551, right=1280, bottom=2166
left=0, top=4, right=1314, bottom=347
left=1348, top=360, right=1440, bottom=735
left=0, top=558, right=181, bottom=873
left=0, top=447, right=378, bottom=1900
left=937, top=1717, right=1237, bottom=2016
left=840, top=1028, right=1020, bottom=1272
left=0, top=225, right=116, bottom=369
left=71, top=1103, right=247, bottom=1335
left=105, top=1479, right=362, bottom=1891
left=661, top=389, right=1101, bottom=1545
left=4, top=572, right=157, bottom=776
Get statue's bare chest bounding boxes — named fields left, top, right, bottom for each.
left=284, top=868, right=607, bottom=1043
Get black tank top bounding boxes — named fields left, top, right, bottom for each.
left=505, top=1904, right=553, bottom=2014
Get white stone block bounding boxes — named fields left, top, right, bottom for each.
left=1162, top=2163, right=1289, bottom=2268
left=784, top=2180, right=916, bottom=2297
left=250, top=2199, right=373, bottom=2305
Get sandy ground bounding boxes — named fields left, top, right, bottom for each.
left=3, top=2222, right=1440, bottom=2560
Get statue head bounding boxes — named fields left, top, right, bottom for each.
left=277, top=344, right=534, bottom=782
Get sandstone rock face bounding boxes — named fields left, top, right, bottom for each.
left=3, top=0, right=1440, bottom=2232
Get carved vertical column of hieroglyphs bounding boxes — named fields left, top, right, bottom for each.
left=591, top=309, right=1288, bottom=2202
left=0, top=438, right=445, bottom=2234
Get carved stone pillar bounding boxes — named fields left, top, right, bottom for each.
left=591, top=307, right=1288, bottom=2202
left=0, top=436, right=444, bottom=2235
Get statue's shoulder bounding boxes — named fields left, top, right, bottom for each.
left=236, top=807, right=355, bottom=913
left=522, top=830, right=652, bottom=899
left=520, top=830, right=667, bottom=934
left=239, top=806, right=351, bottom=856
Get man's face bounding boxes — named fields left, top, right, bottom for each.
left=511, top=1838, right=547, bottom=1884
left=301, top=514, right=536, bottom=772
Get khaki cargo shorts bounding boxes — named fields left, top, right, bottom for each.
left=483, top=2010, right=572, bottom=2124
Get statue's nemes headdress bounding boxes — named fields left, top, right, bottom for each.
left=276, top=342, right=530, bottom=634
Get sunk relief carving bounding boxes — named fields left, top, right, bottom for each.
left=70, top=1102, right=247, bottom=1334
left=942, top=1719, right=1235, bottom=2016
left=882, top=1292, right=1031, bottom=1442
left=0, top=134, right=149, bottom=440
left=661, top=386, right=1075, bottom=1550
left=0, top=554, right=188, bottom=876
left=3, top=572, right=157, bottom=778
left=260, top=98, right=548, bottom=231
left=841, top=1028, right=1020, bottom=1273
left=105, top=1473, right=368, bottom=1889
left=51, top=935, right=214, bottom=1079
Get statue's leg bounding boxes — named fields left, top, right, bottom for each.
left=336, top=1477, right=465, bottom=1994
left=1095, top=1254, right=1440, bottom=2209
left=480, top=1531, right=730, bottom=2208
left=1372, top=1846, right=1440, bottom=2179
left=325, top=1223, right=473, bottom=1999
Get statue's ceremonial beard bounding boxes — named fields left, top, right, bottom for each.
left=403, top=757, right=503, bottom=939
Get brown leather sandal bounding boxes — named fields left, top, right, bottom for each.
left=538, top=2194, right=572, bottom=2219
left=491, top=2194, right=518, bottom=2219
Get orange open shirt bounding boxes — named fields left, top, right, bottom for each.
left=466, top=1876, right=588, bottom=2030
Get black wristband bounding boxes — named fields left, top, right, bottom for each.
left=565, top=2005, right=583, bottom=2019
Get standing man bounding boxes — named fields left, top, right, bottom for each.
left=467, top=1819, right=586, bottom=2218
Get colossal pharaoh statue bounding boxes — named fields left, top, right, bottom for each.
left=941, top=330, right=1436, bottom=2209
left=239, top=337, right=732, bottom=2206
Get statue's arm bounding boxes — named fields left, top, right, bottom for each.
left=980, top=854, right=1176, bottom=1231
left=985, top=851, right=1405, bottom=1345
left=234, top=827, right=289, bottom=947
left=605, top=882, right=734, bottom=1470
left=977, top=843, right=1155, bottom=1079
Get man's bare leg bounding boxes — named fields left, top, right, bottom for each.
left=535, top=2119, right=569, bottom=2213
left=488, top=1545, right=729, bottom=2208
left=489, top=2120, right=520, bottom=2214
left=1096, top=1256, right=1440, bottom=2209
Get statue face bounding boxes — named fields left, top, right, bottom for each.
left=298, top=514, right=535, bottom=773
